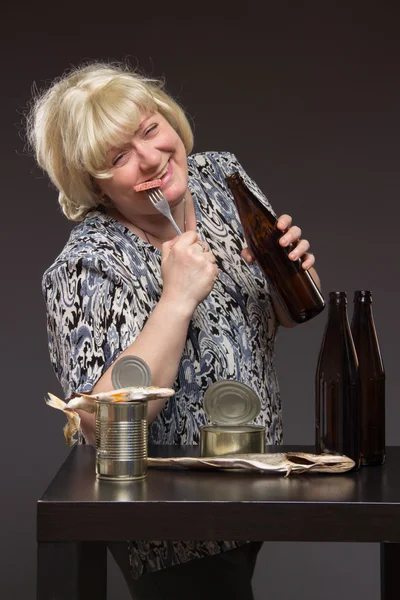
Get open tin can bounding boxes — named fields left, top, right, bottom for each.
left=95, top=356, right=153, bottom=481
left=200, top=380, right=265, bottom=457
left=95, top=398, right=148, bottom=481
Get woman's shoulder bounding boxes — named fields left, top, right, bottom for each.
left=188, top=150, right=241, bottom=172
left=42, top=210, right=133, bottom=283
left=188, top=150, right=274, bottom=215
left=187, top=151, right=246, bottom=191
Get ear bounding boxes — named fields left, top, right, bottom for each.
left=91, top=176, right=110, bottom=204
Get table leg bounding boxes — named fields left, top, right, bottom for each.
left=37, top=541, right=107, bottom=600
left=381, top=542, right=400, bottom=600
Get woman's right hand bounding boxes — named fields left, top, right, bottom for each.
left=90, top=232, right=218, bottom=427
left=161, top=231, right=218, bottom=315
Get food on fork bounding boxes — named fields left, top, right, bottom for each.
left=134, top=179, right=162, bottom=192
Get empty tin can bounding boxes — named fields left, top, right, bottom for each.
left=200, top=380, right=265, bottom=457
left=95, top=398, right=148, bottom=480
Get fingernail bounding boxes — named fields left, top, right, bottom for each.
left=289, top=251, right=297, bottom=259
left=280, top=237, right=288, bottom=246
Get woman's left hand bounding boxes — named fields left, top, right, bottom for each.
left=241, top=213, right=315, bottom=271
left=275, top=214, right=315, bottom=270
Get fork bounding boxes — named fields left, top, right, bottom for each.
left=147, top=188, right=182, bottom=234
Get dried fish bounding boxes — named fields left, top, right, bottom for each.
left=45, top=386, right=175, bottom=446
left=45, top=393, right=81, bottom=446
left=86, top=386, right=175, bottom=403
left=147, top=452, right=355, bottom=476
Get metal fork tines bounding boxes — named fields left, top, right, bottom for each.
left=147, top=188, right=182, bottom=234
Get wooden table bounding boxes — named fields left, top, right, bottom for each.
left=37, top=445, right=400, bottom=599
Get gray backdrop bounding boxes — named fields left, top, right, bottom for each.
left=2, top=1, right=399, bottom=598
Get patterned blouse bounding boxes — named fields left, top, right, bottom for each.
left=42, top=151, right=282, bottom=578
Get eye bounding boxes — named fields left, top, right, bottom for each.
left=112, top=151, right=128, bottom=166
left=144, top=123, right=158, bottom=137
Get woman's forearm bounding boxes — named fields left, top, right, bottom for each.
left=91, top=295, right=192, bottom=423
left=78, top=234, right=218, bottom=444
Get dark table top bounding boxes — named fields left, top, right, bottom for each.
left=37, top=445, right=400, bottom=543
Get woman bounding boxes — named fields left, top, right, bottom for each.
left=27, top=61, right=320, bottom=599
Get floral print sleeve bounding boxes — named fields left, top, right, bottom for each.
left=42, top=215, right=163, bottom=399
left=43, top=255, right=139, bottom=398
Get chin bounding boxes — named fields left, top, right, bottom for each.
left=166, top=183, right=187, bottom=204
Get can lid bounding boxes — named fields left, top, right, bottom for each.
left=203, top=380, right=261, bottom=426
left=111, top=356, right=152, bottom=389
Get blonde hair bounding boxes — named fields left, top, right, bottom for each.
left=26, top=61, right=194, bottom=221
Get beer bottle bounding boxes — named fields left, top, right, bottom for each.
left=315, top=291, right=361, bottom=469
left=226, top=172, right=324, bottom=324
left=351, top=291, right=385, bottom=466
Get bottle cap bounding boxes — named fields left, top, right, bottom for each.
left=203, top=380, right=261, bottom=426
left=111, top=356, right=152, bottom=389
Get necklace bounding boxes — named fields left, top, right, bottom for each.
left=142, top=196, right=187, bottom=244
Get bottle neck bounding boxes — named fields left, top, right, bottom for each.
left=352, top=298, right=374, bottom=324
left=326, top=297, right=352, bottom=337
left=351, top=297, right=384, bottom=371
left=226, top=172, right=276, bottom=227
left=352, top=290, right=374, bottom=325
left=319, top=294, right=358, bottom=370
left=328, top=296, right=348, bottom=319
left=353, top=290, right=372, bottom=305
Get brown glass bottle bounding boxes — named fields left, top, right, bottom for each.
left=351, top=291, right=385, bottom=466
left=315, top=292, right=361, bottom=469
left=226, top=172, right=325, bottom=324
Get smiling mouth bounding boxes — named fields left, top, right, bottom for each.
left=154, top=162, right=169, bottom=180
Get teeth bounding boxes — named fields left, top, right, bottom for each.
left=153, top=163, right=168, bottom=180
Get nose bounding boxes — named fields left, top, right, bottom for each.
left=135, top=143, right=162, bottom=174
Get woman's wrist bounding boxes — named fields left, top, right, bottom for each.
left=157, top=293, right=196, bottom=324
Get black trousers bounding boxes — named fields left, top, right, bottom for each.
left=108, top=541, right=263, bottom=600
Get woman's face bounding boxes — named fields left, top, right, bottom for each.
left=96, top=111, right=188, bottom=221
